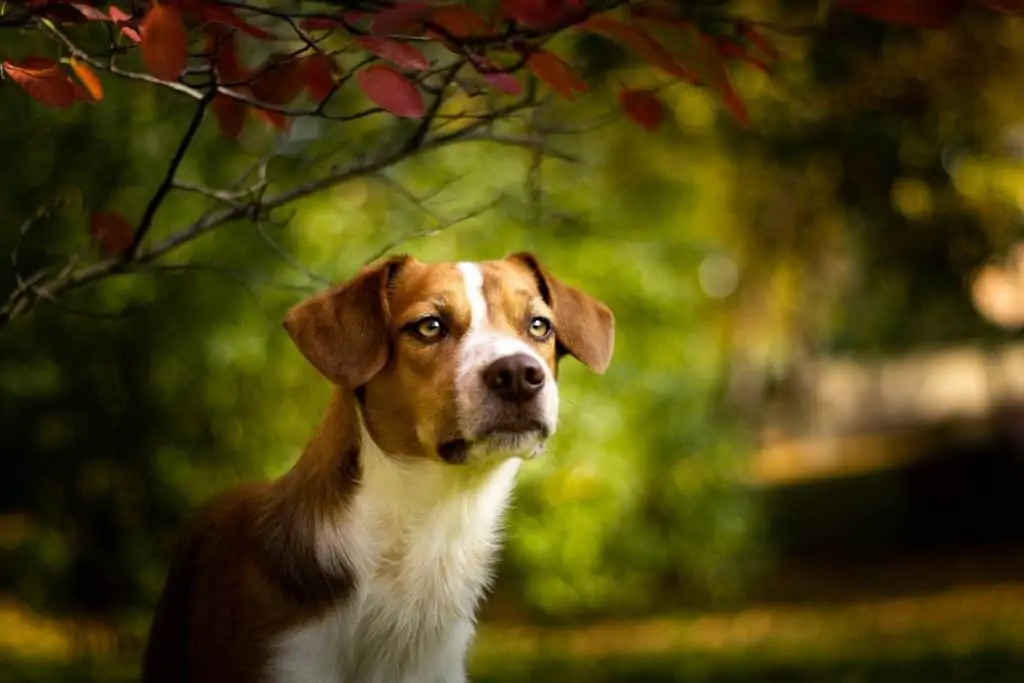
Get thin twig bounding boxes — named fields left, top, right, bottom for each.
left=254, top=218, right=332, bottom=285
left=139, top=262, right=319, bottom=294
left=372, top=175, right=445, bottom=223
left=371, top=172, right=469, bottom=223
left=172, top=181, right=255, bottom=207
left=10, top=207, right=51, bottom=293
left=461, top=133, right=578, bottom=163
left=130, top=88, right=217, bottom=256
left=405, top=61, right=464, bottom=153
left=364, top=197, right=501, bottom=264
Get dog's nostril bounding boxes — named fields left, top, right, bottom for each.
left=482, top=353, right=546, bottom=404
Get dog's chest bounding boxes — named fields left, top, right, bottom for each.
left=270, top=458, right=520, bottom=683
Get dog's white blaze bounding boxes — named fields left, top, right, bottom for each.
left=457, top=262, right=488, bottom=331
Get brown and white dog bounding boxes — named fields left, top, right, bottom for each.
left=141, top=253, right=614, bottom=683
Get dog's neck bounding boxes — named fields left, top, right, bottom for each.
left=259, top=388, right=521, bottom=609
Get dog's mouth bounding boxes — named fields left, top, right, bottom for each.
left=438, top=418, right=550, bottom=465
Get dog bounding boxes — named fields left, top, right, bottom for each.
left=141, top=252, right=614, bottom=683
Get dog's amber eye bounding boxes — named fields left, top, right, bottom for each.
left=528, top=316, right=552, bottom=341
left=410, top=316, right=447, bottom=342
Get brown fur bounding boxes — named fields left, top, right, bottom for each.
left=142, top=390, right=362, bottom=683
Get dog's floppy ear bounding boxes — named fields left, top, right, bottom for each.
left=283, top=255, right=410, bottom=388
left=507, top=252, right=615, bottom=374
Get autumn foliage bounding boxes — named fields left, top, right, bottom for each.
left=4, top=0, right=781, bottom=132
left=1, top=0, right=1022, bottom=265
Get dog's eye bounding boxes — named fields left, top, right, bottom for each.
left=527, top=316, right=553, bottom=341
left=410, top=316, right=447, bottom=342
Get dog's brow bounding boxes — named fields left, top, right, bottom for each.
left=398, top=285, right=460, bottom=315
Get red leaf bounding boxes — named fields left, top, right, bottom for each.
left=252, top=106, right=290, bottom=131
left=300, top=9, right=365, bottom=31
left=249, top=54, right=308, bottom=105
left=501, top=0, right=573, bottom=28
left=422, top=4, right=493, bottom=53
left=738, top=22, right=778, bottom=62
left=714, top=37, right=770, bottom=73
left=837, top=0, right=966, bottom=28
left=3, top=57, right=76, bottom=108
left=301, top=15, right=345, bottom=30
left=89, top=211, right=134, bottom=255
left=109, top=5, right=142, bottom=42
left=303, top=53, right=337, bottom=103
left=618, top=87, right=664, bottom=131
left=356, top=64, right=425, bottom=118
left=140, top=3, right=189, bottom=81
left=578, top=15, right=698, bottom=83
left=208, top=32, right=248, bottom=83
left=482, top=70, right=521, bottom=95
left=691, top=29, right=749, bottom=127
left=201, top=4, right=276, bottom=41
left=212, top=93, right=247, bottom=138
left=470, top=55, right=522, bottom=95
left=69, top=57, right=104, bottom=101
left=71, top=81, right=94, bottom=102
left=629, top=2, right=685, bottom=25
left=107, top=4, right=130, bottom=20
left=426, top=5, right=493, bottom=37
left=355, top=37, right=430, bottom=70
left=370, top=1, right=431, bottom=35
left=71, top=3, right=111, bottom=21
left=525, top=50, right=586, bottom=100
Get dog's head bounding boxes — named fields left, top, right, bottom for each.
left=282, top=253, right=614, bottom=465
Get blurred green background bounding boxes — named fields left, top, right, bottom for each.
left=4, top=1, right=1024, bottom=681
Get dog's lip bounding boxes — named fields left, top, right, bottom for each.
left=437, top=419, right=549, bottom=464
left=479, top=417, right=549, bottom=439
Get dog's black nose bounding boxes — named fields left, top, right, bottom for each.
left=482, top=354, right=546, bottom=404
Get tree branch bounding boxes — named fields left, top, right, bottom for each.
left=42, top=23, right=205, bottom=100
left=129, top=88, right=217, bottom=257
left=0, top=7, right=558, bottom=327
left=405, top=62, right=463, bottom=153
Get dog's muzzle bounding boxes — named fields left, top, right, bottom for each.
left=443, top=351, right=557, bottom=464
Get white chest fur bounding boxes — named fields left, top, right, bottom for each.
left=270, top=436, right=521, bottom=683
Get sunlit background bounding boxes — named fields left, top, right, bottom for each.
left=3, top=1, right=1024, bottom=681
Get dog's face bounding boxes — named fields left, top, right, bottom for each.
left=283, top=253, right=614, bottom=465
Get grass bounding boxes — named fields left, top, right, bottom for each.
left=470, top=580, right=1024, bottom=682
left=5, top=644, right=1024, bottom=683
left=6, top=582, right=1024, bottom=682
left=472, top=646, right=1024, bottom=683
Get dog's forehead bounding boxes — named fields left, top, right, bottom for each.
left=479, top=260, right=543, bottom=299
left=478, top=260, right=548, bottom=320
left=388, top=261, right=465, bottom=312
left=388, top=259, right=546, bottom=320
